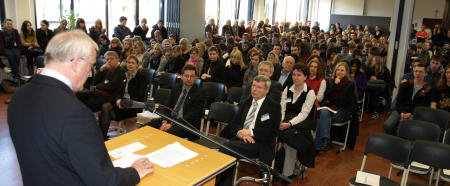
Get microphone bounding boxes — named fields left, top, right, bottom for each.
left=119, top=99, right=157, bottom=110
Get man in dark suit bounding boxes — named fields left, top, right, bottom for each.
left=272, top=56, right=294, bottom=90
left=217, top=75, right=281, bottom=186
left=242, top=61, right=282, bottom=103
left=8, top=30, right=153, bottom=185
left=148, top=64, right=205, bottom=140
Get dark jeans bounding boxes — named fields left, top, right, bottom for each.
left=4, top=48, right=21, bottom=75
left=23, top=47, right=42, bottom=69
left=76, top=90, right=112, bottom=112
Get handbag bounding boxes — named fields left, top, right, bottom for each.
left=367, top=79, right=386, bottom=90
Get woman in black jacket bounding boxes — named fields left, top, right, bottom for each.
left=36, top=20, right=54, bottom=52
left=366, top=56, right=393, bottom=119
left=200, top=46, right=225, bottom=83
left=314, top=62, right=356, bottom=151
left=99, top=55, right=149, bottom=140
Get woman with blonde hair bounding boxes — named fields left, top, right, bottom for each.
left=120, top=38, right=135, bottom=63
left=224, top=49, right=247, bottom=88
left=315, top=62, right=356, bottom=151
left=134, top=40, right=150, bottom=67
left=180, top=38, right=191, bottom=60
left=267, top=51, right=282, bottom=81
left=143, top=43, right=165, bottom=70
left=89, top=19, right=106, bottom=44
left=186, top=47, right=204, bottom=74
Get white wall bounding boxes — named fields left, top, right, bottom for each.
left=5, top=0, right=36, bottom=29
left=332, top=0, right=364, bottom=15
left=412, top=0, right=446, bottom=28
left=364, top=0, right=395, bottom=17
left=180, top=0, right=205, bottom=41
left=253, top=0, right=266, bottom=21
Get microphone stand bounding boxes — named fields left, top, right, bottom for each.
left=143, top=102, right=292, bottom=185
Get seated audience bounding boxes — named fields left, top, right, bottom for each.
left=0, top=19, right=23, bottom=78
left=243, top=52, right=263, bottom=87
left=315, top=62, right=356, bottom=151
left=349, top=59, right=367, bottom=100
left=242, top=61, right=282, bottom=103
left=217, top=75, right=281, bottom=186
left=431, top=64, right=450, bottom=112
left=427, top=55, right=444, bottom=86
left=53, top=19, right=68, bottom=34
left=99, top=55, right=149, bottom=139
left=274, top=56, right=295, bottom=89
left=366, top=56, right=392, bottom=119
left=143, top=43, right=165, bottom=70
left=383, top=63, right=431, bottom=135
left=306, top=59, right=326, bottom=102
left=158, top=45, right=185, bottom=74
left=20, top=20, right=42, bottom=74
left=89, top=19, right=106, bottom=45
left=77, top=51, right=125, bottom=112
left=151, top=20, right=168, bottom=39
left=147, top=64, right=205, bottom=140
left=133, top=18, right=149, bottom=41
left=113, top=16, right=132, bottom=41
left=278, top=63, right=316, bottom=177
left=224, top=49, right=247, bottom=89
left=36, top=20, right=54, bottom=53
left=200, top=46, right=225, bottom=83
left=186, top=47, right=204, bottom=74
left=120, top=38, right=135, bottom=63
left=75, top=18, right=87, bottom=33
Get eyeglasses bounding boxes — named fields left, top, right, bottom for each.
left=258, top=69, right=271, bottom=73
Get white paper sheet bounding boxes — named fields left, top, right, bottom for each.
left=112, top=142, right=198, bottom=168
left=355, top=171, right=380, bottom=186
left=108, top=142, right=147, bottom=159
left=411, top=161, right=429, bottom=169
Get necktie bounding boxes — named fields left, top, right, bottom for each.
left=173, top=89, right=188, bottom=117
left=243, top=101, right=258, bottom=129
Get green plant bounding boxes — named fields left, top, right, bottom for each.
left=61, top=10, right=79, bottom=29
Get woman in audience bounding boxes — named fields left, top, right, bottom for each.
left=279, top=63, right=316, bottom=177
left=162, top=39, right=172, bottom=60
left=349, top=59, right=367, bottom=100
left=224, top=49, right=247, bottom=88
left=98, top=34, right=109, bottom=57
left=306, top=59, right=326, bottom=102
left=243, top=52, right=263, bottom=87
left=75, top=18, right=87, bottom=33
left=186, top=47, right=204, bottom=74
left=158, top=45, right=185, bottom=74
left=366, top=56, right=392, bottom=119
left=282, top=42, right=291, bottom=57
left=134, top=40, right=149, bottom=66
left=200, top=46, right=225, bottom=83
left=53, top=19, right=67, bottom=34
left=120, top=38, right=135, bottom=63
left=20, top=20, right=42, bottom=75
left=0, top=19, right=22, bottom=77
left=36, top=20, right=54, bottom=53
left=143, top=43, right=164, bottom=70
left=325, top=54, right=343, bottom=78
left=133, top=18, right=149, bottom=41
left=89, top=19, right=106, bottom=45
left=196, top=42, right=208, bottom=61
left=99, top=55, right=149, bottom=140
left=180, top=38, right=191, bottom=60
left=267, top=51, right=282, bottom=80
left=109, top=37, right=122, bottom=55
left=314, top=62, right=356, bottom=151
left=431, top=64, right=450, bottom=112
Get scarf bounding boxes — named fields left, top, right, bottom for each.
left=188, top=56, right=199, bottom=65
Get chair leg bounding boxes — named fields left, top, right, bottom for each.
left=200, top=119, right=205, bottom=134
left=336, top=121, right=351, bottom=154
left=233, top=161, right=240, bottom=185
left=216, top=122, right=221, bottom=136
left=205, top=121, right=210, bottom=136
left=429, top=168, right=434, bottom=186
left=388, top=164, right=393, bottom=179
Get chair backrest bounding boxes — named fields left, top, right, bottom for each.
left=410, top=140, right=450, bottom=170
left=194, top=78, right=201, bottom=87
left=365, top=133, right=411, bottom=167
left=155, top=73, right=177, bottom=89
left=227, top=87, right=244, bottom=104
left=148, top=69, right=155, bottom=84
left=202, top=82, right=225, bottom=101
left=446, top=129, right=450, bottom=145
left=413, top=106, right=449, bottom=130
left=207, top=102, right=238, bottom=123
left=153, top=88, right=171, bottom=106
left=398, top=120, right=441, bottom=142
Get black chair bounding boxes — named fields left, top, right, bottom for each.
left=441, top=130, right=450, bottom=183
left=154, top=73, right=177, bottom=90
left=201, top=82, right=225, bottom=102
left=413, top=106, right=449, bottom=142
left=349, top=133, right=411, bottom=186
left=200, top=102, right=238, bottom=136
left=389, top=120, right=441, bottom=182
left=405, top=140, right=450, bottom=186
left=227, top=87, right=244, bottom=105
left=153, top=88, right=171, bottom=107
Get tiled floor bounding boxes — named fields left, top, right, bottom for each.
left=0, top=91, right=443, bottom=186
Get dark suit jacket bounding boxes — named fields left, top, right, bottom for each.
left=8, top=75, right=139, bottom=185
left=120, top=69, right=150, bottom=102
left=166, top=83, right=205, bottom=129
left=227, top=97, right=281, bottom=163
left=242, top=79, right=282, bottom=103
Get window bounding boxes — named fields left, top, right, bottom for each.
left=264, top=0, right=274, bottom=23
left=35, top=0, right=71, bottom=30
left=273, top=0, right=304, bottom=24
left=205, top=0, right=219, bottom=23
left=74, top=0, right=106, bottom=30
left=238, top=0, right=248, bottom=22
left=108, top=0, right=136, bottom=38
left=139, top=0, right=160, bottom=28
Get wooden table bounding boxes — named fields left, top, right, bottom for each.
left=105, top=126, right=236, bottom=186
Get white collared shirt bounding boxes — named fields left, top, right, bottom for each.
left=245, top=96, right=266, bottom=136
left=281, top=83, right=316, bottom=125
left=278, top=70, right=290, bottom=85
left=40, top=68, right=73, bottom=89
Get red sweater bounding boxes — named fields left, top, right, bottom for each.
left=306, top=77, right=325, bottom=95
